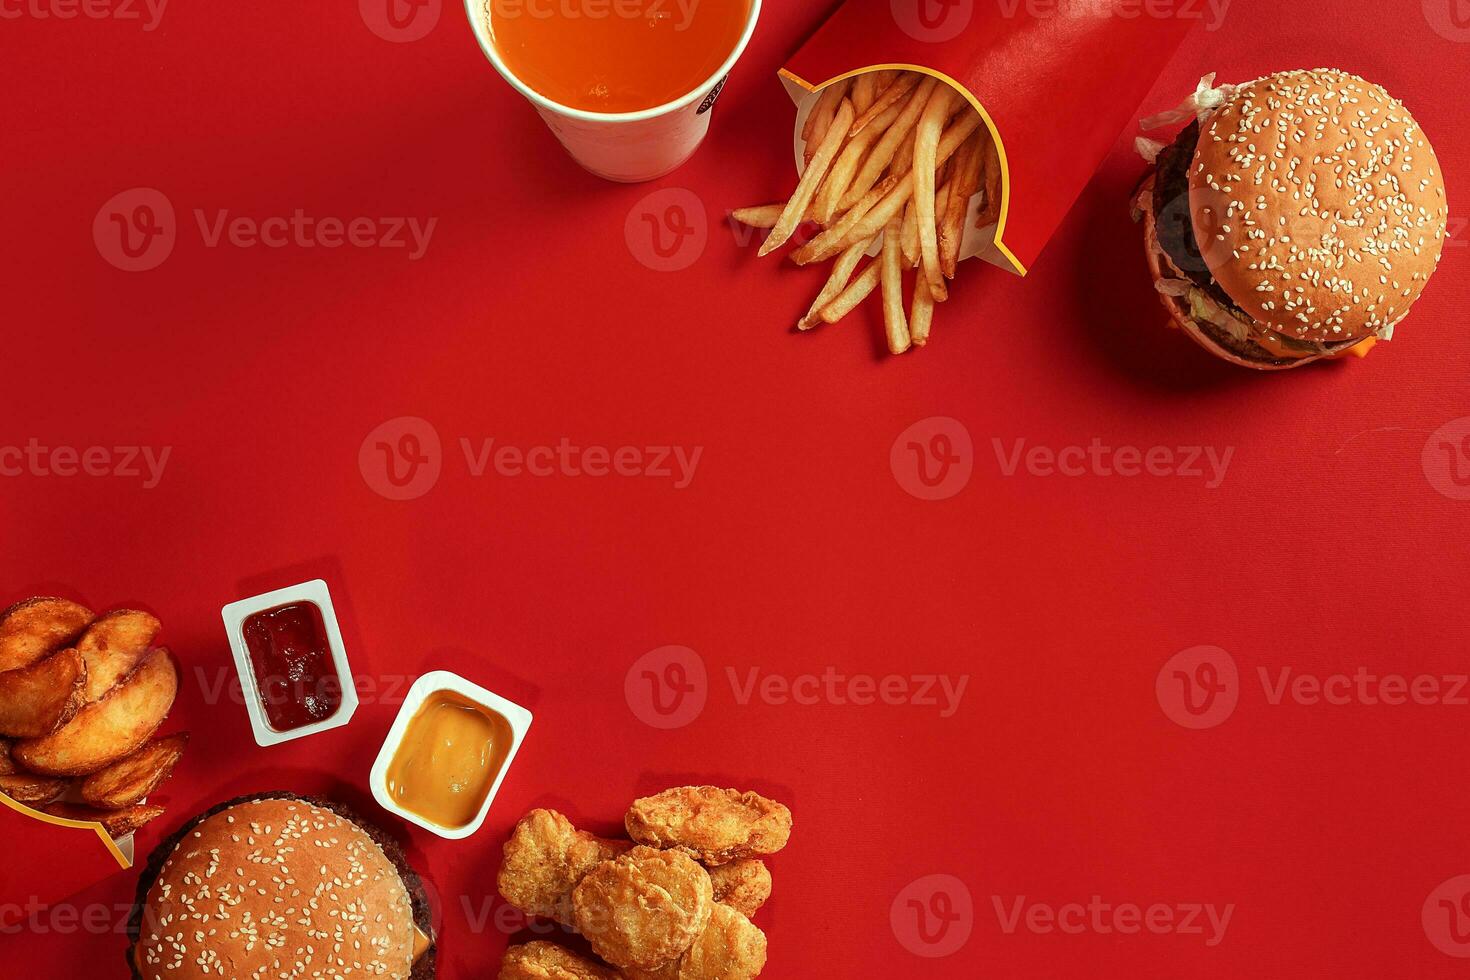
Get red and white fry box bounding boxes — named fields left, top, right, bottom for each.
left=780, top=0, right=1193, bottom=274
left=0, top=794, right=137, bottom=926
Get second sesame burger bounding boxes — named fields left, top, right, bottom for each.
left=1134, top=68, right=1449, bottom=370
left=126, top=793, right=436, bottom=980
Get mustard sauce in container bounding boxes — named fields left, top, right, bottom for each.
left=384, top=691, right=512, bottom=829
left=371, top=671, right=533, bottom=839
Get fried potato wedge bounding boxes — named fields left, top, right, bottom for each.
left=78, top=732, right=188, bottom=809
left=45, top=801, right=165, bottom=840
left=0, top=597, right=93, bottom=673
left=0, top=647, right=87, bottom=738
left=13, top=649, right=177, bottom=776
left=0, top=773, right=70, bottom=806
left=76, top=609, right=160, bottom=702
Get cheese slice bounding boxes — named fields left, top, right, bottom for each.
left=413, top=924, right=433, bottom=963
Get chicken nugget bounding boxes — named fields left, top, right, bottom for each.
left=498, top=941, right=618, bottom=980
left=623, top=905, right=768, bottom=980
left=499, top=809, right=633, bottom=924
left=707, top=859, right=772, bottom=918
left=571, top=846, right=713, bottom=970
left=625, top=787, right=792, bottom=865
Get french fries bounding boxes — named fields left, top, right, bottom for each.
left=850, top=72, right=920, bottom=138
left=759, top=98, right=856, bottom=256
left=79, top=732, right=188, bottom=809
left=910, top=276, right=936, bottom=347
left=799, top=236, right=873, bottom=331
left=941, top=133, right=984, bottom=280
left=791, top=174, right=897, bottom=266
left=820, top=261, right=881, bottom=325
left=45, top=801, right=165, bottom=840
left=801, top=78, right=849, bottom=165
left=812, top=100, right=902, bottom=225
left=977, top=137, right=1003, bottom=229
left=837, top=77, right=935, bottom=212
left=799, top=112, right=983, bottom=266
left=851, top=71, right=876, bottom=115
left=914, top=84, right=954, bottom=302
left=880, top=215, right=911, bottom=354
left=14, top=648, right=178, bottom=777
left=0, top=597, right=92, bottom=673
left=904, top=177, right=953, bottom=270
left=736, top=71, right=995, bottom=353
left=729, top=205, right=783, bottom=229
left=0, top=647, right=87, bottom=738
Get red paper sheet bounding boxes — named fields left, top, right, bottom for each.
left=1, top=0, right=1467, bottom=977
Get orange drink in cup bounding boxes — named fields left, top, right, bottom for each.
left=466, top=0, right=762, bottom=182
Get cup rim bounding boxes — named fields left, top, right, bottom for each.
left=464, top=0, right=762, bottom=123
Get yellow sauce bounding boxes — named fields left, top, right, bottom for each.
left=385, top=691, right=510, bottom=829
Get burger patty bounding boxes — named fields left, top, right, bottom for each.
left=126, top=792, right=438, bottom=980
left=1149, top=120, right=1251, bottom=319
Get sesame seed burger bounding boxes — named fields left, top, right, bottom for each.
left=1135, top=68, right=1448, bottom=370
left=127, top=793, right=436, bottom=980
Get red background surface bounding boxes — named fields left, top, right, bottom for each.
left=2, top=1, right=1468, bottom=977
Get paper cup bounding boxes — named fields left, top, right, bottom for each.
left=464, top=0, right=762, bottom=183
